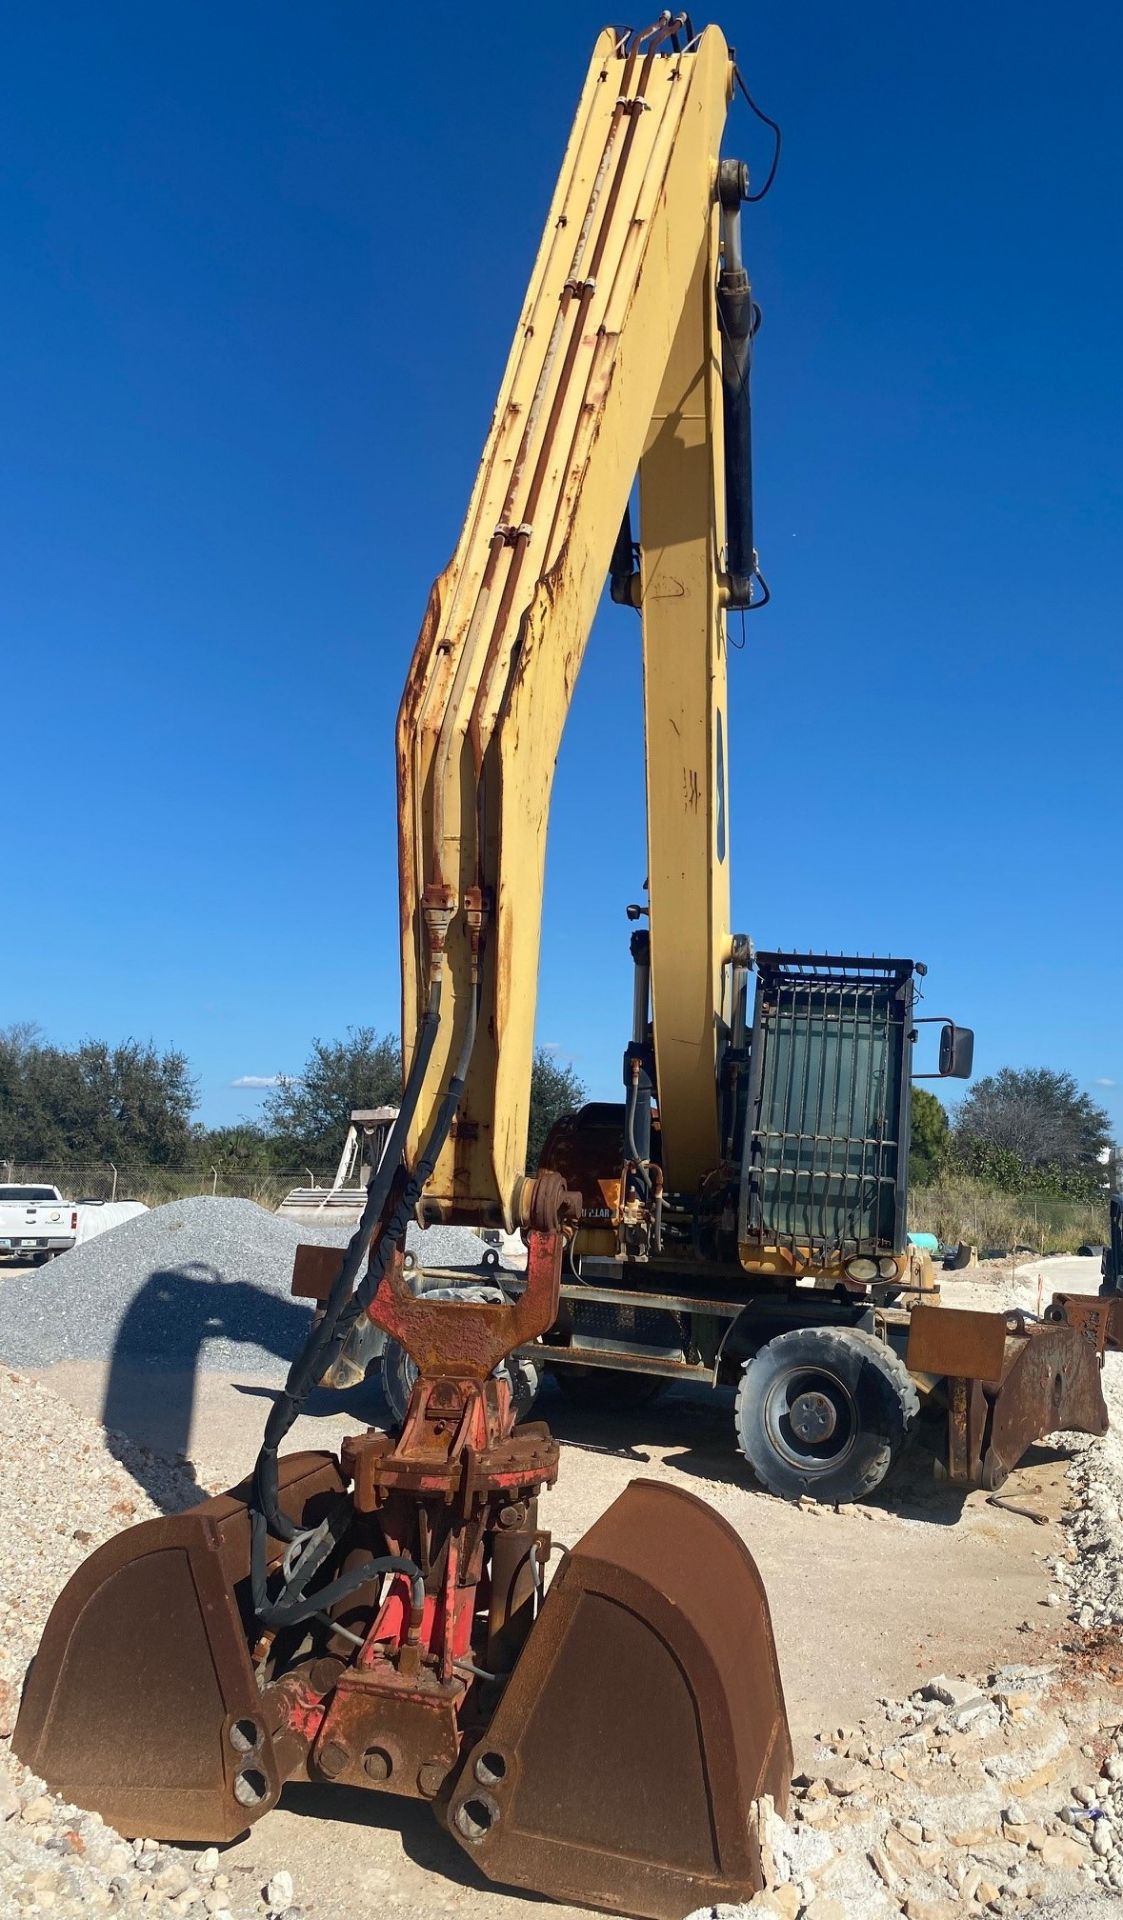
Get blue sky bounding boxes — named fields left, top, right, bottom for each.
left=4, top=4, right=1121, bottom=1137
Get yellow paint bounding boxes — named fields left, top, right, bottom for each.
left=398, top=28, right=737, bottom=1225
left=639, top=215, right=730, bottom=1191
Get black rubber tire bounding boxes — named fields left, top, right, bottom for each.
left=550, top=1366, right=668, bottom=1412
left=735, top=1326, right=919, bottom=1504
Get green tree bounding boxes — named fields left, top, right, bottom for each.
left=909, top=1087, right=949, bottom=1186
left=0, top=1025, right=197, bottom=1166
left=197, top=1123, right=278, bottom=1174
left=527, top=1048, right=587, bottom=1172
left=954, top=1067, right=1110, bottom=1180
left=262, top=1027, right=403, bottom=1167
left=260, top=1030, right=586, bottom=1178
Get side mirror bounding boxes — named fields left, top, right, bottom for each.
left=938, top=1023, right=974, bottom=1079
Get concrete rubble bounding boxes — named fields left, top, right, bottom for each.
left=684, top=1343, right=1123, bottom=1920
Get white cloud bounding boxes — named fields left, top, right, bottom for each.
left=231, top=1074, right=285, bottom=1089
left=1095, top=1077, right=1118, bottom=1089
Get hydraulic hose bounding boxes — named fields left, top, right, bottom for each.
left=337, top=977, right=480, bottom=1320
left=249, top=1504, right=424, bottom=1632
left=253, top=977, right=442, bottom=1543
left=249, top=979, right=480, bottom=1626
left=624, top=1069, right=651, bottom=1200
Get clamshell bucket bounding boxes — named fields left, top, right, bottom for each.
left=446, top=1478, right=791, bottom=1920
left=15, top=1462, right=790, bottom=1920
left=13, top=1454, right=345, bottom=1842
left=15, top=1230, right=792, bottom=1920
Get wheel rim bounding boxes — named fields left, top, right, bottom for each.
left=760, top=1364, right=859, bottom=1476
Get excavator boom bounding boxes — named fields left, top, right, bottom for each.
left=400, top=23, right=741, bottom=1223
left=15, top=24, right=793, bottom=1920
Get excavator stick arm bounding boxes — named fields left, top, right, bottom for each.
left=398, top=26, right=739, bottom=1225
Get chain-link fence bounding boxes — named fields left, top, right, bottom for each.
left=909, top=1178, right=1109, bottom=1255
left=0, top=1164, right=336, bottom=1209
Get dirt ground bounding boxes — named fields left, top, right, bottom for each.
left=6, top=1254, right=1109, bottom=1920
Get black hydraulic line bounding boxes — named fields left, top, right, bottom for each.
left=247, top=983, right=479, bottom=1628
left=252, top=977, right=442, bottom=1544
left=623, top=1060, right=652, bottom=1200
left=618, top=1052, right=652, bottom=1198
left=717, top=164, right=757, bottom=610
left=364, top=986, right=480, bottom=1267
left=249, top=1504, right=424, bottom=1631
left=734, top=67, right=782, bottom=203
left=316, top=981, right=480, bottom=1363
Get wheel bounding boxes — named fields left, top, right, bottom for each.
left=550, top=1365, right=668, bottom=1412
left=380, top=1279, right=540, bottom=1428
left=735, top=1326, right=919, bottom=1503
left=32, top=1251, right=53, bottom=1267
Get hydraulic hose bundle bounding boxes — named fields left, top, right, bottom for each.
left=249, top=973, right=479, bottom=1629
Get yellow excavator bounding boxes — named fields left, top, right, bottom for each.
left=16, top=19, right=1117, bottom=1920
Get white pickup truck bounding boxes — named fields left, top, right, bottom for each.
left=0, top=1185, right=79, bottom=1264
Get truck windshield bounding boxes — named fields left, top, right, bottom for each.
left=0, top=1186, right=59, bottom=1201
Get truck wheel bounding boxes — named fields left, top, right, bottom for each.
left=735, top=1326, right=919, bottom=1504
left=551, top=1366, right=668, bottom=1411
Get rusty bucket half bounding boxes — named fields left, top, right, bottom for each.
left=13, top=1454, right=345, bottom=1842
left=446, top=1478, right=791, bottom=1920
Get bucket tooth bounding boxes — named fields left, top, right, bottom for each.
left=446, top=1478, right=791, bottom=1920
left=13, top=1453, right=344, bottom=1842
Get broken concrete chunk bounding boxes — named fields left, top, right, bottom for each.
left=921, top=1674, right=985, bottom=1709
left=1040, top=1833, right=1089, bottom=1869
left=867, top=1843, right=900, bottom=1888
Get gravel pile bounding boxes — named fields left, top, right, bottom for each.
left=688, top=1659, right=1123, bottom=1918
left=1052, top=1352, right=1123, bottom=1631
left=0, top=1368, right=300, bottom=1918
left=0, top=1197, right=511, bottom=1376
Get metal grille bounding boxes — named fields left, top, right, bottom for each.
left=739, top=953, right=915, bottom=1259
left=570, top=1301, right=686, bottom=1358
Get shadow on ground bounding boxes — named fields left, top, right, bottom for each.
left=536, top=1376, right=988, bottom=1526
left=100, top=1272, right=1080, bottom=1532
left=100, top=1265, right=325, bottom=1510
left=275, top=1779, right=551, bottom=1904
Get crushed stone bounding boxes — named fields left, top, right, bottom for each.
left=1054, top=1351, right=1123, bottom=1630
left=0, top=1369, right=290, bottom=1918
left=0, top=1195, right=514, bottom=1375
